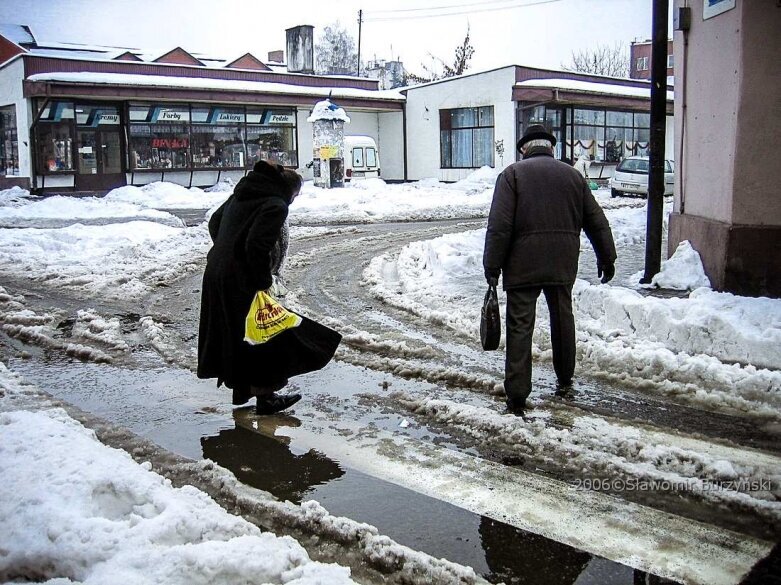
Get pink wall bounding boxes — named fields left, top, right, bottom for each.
left=732, top=2, right=781, bottom=226
left=673, top=0, right=740, bottom=223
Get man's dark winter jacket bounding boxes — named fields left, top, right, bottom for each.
left=483, top=147, right=616, bottom=289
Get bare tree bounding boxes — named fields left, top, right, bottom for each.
left=563, top=43, right=629, bottom=78
left=315, top=22, right=361, bottom=76
left=407, top=26, right=475, bottom=84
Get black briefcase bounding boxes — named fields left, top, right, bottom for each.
left=480, top=281, right=501, bottom=351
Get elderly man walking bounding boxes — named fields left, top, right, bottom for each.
left=483, top=124, right=617, bottom=415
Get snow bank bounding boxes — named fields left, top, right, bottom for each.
left=635, top=240, right=711, bottom=290
left=575, top=283, right=781, bottom=370
left=0, top=195, right=184, bottom=228
left=0, top=364, right=356, bottom=585
left=0, top=221, right=210, bottom=298
left=0, top=186, right=35, bottom=208
left=104, top=181, right=230, bottom=210
left=290, top=173, right=495, bottom=225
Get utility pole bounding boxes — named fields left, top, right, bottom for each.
left=357, top=9, right=363, bottom=76
left=641, top=0, right=669, bottom=284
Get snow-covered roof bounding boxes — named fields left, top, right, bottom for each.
left=0, top=23, right=34, bottom=46
left=516, top=78, right=674, bottom=101
left=26, top=71, right=406, bottom=103
left=307, top=99, right=351, bottom=122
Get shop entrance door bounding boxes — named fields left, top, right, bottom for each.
left=75, top=128, right=125, bottom=191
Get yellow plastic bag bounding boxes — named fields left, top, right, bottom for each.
left=243, top=290, right=302, bottom=345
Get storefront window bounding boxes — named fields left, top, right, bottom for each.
left=35, top=100, right=75, bottom=173
left=246, top=108, right=297, bottom=168
left=440, top=106, right=495, bottom=168
left=566, top=107, right=654, bottom=163
left=192, top=106, right=245, bottom=168
left=128, top=104, right=190, bottom=169
left=0, top=105, right=19, bottom=176
left=520, top=105, right=563, bottom=159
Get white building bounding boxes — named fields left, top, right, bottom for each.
left=402, top=64, right=674, bottom=182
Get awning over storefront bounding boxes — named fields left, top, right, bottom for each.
left=24, top=71, right=406, bottom=112
left=513, top=78, right=673, bottom=113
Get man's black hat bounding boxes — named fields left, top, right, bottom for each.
left=517, top=124, right=557, bottom=152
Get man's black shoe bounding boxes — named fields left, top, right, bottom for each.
left=554, top=380, right=574, bottom=398
left=256, top=393, right=302, bottom=415
left=505, top=397, right=529, bottom=417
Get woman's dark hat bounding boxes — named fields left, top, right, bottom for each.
left=517, top=124, right=557, bottom=152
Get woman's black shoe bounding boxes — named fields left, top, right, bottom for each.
left=255, top=393, right=302, bottom=415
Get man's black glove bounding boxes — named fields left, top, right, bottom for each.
left=485, top=270, right=500, bottom=287
left=597, top=262, right=615, bottom=284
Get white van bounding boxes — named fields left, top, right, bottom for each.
left=344, top=136, right=380, bottom=182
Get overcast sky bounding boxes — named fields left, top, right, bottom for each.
left=2, top=0, right=670, bottom=75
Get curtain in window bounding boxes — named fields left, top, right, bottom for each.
left=451, top=129, right=473, bottom=167
left=473, top=128, right=494, bottom=167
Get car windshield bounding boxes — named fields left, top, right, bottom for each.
left=617, top=158, right=649, bottom=174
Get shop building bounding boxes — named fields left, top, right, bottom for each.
left=0, top=24, right=404, bottom=192
left=401, top=65, right=673, bottom=182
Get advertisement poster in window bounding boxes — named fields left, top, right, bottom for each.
left=703, top=0, right=735, bottom=20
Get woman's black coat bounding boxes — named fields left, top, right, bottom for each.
left=197, top=162, right=341, bottom=402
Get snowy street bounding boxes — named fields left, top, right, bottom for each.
left=1, top=176, right=779, bottom=585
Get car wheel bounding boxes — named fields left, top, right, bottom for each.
left=611, top=188, right=620, bottom=198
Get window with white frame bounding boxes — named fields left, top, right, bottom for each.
left=636, top=56, right=649, bottom=71
left=440, top=106, right=494, bottom=168
left=667, top=54, right=674, bottom=68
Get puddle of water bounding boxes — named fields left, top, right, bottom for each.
left=201, top=409, right=677, bottom=585
left=6, top=352, right=678, bottom=584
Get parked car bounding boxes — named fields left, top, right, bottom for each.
left=344, top=135, right=380, bottom=182
left=609, top=156, right=674, bottom=198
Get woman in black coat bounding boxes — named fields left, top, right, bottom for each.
left=198, top=161, right=341, bottom=414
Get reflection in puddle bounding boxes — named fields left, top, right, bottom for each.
left=201, top=408, right=344, bottom=504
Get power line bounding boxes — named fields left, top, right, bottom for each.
left=363, top=0, right=564, bottom=22
left=366, top=0, right=553, bottom=15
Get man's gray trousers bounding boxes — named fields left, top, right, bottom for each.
left=504, top=284, right=576, bottom=401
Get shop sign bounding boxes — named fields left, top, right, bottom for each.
left=78, top=109, right=120, bottom=127
left=263, top=111, right=295, bottom=125
left=153, top=108, right=190, bottom=123
left=151, top=137, right=190, bottom=149
left=98, top=114, right=119, bottom=125
left=214, top=111, right=245, bottom=124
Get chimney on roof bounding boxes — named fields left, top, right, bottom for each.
left=286, top=25, right=314, bottom=74
left=268, top=49, right=284, bottom=63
